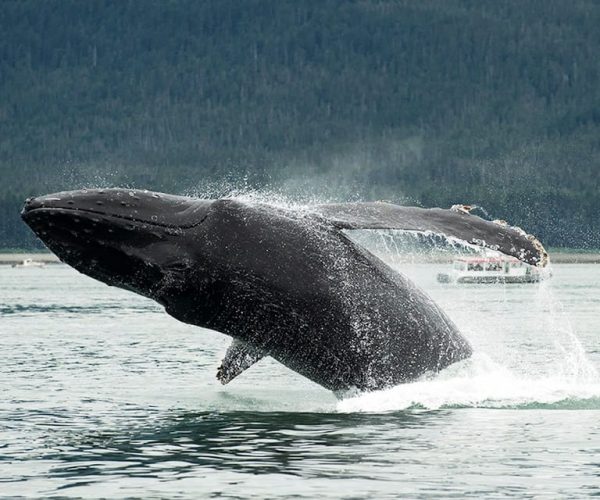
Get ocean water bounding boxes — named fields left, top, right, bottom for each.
left=1, top=262, right=599, bottom=498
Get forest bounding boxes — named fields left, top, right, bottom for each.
left=1, top=0, right=599, bottom=249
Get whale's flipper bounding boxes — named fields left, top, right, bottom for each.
left=315, top=202, right=548, bottom=267
left=217, top=339, right=267, bottom=385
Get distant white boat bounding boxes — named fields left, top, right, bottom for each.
left=437, top=256, right=550, bottom=284
left=12, top=258, right=46, bottom=269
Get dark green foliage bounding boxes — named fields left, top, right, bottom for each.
left=1, top=0, right=599, bottom=248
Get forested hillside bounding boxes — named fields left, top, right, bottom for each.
left=1, top=0, right=599, bottom=248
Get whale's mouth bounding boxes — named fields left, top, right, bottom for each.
left=20, top=190, right=192, bottom=297
left=21, top=188, right=212, bottom=229
left=21, top=204, right=154, bottom=264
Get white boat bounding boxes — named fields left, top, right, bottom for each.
left=12, top=258, right=46, bottom=269
left=436, top=256, right=550, bottom=284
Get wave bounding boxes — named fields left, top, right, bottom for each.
left=0, top=303, right=159, bottom=316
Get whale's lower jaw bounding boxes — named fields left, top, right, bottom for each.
left=22, top=206, right=167, bottom=298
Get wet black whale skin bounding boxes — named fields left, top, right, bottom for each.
left=22, top=189, right=543, bottom=391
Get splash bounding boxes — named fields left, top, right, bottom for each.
left=337, top=353, right=600, bottom=412
left=336, top=234, right=599, bottom=412
left=184, top=177, right=341, bottom=209
left=533, top=279, right=598, bottom=383
left=346, top=229, right=484, bottom=265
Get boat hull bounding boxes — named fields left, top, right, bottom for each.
left=437, top=272, right=547, bottom=284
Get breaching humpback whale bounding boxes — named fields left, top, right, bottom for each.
left=21, top=189, right=548, bottom=392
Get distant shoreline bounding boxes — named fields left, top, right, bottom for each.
left=0, top=253, right=61, bottom=264
left=548, top=253, right=600, bottom=264
left=1, top=251, right=599, bottom=265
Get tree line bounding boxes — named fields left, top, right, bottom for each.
left=1, top=0, right=599, bottom=248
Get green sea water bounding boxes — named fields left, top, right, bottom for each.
left=1, top=263, right=599, bottom=498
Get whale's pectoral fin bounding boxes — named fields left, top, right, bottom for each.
left=217, top=339, right=267, bottom=385
left=315, top=202, right=548, bottom=267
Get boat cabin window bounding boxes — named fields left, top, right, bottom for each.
left=467, top=263, right=484, bottom=271
left=485, top=262, right=502, bottom=271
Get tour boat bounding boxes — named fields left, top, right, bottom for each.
left=12, top=258, right=46, bottom=268
left=436, top=256, right=550, bottom=284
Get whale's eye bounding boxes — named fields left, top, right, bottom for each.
left=168, top=261, right=191, bottom=272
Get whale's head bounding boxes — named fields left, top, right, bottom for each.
left=21, top=189, right=212, bottom=302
